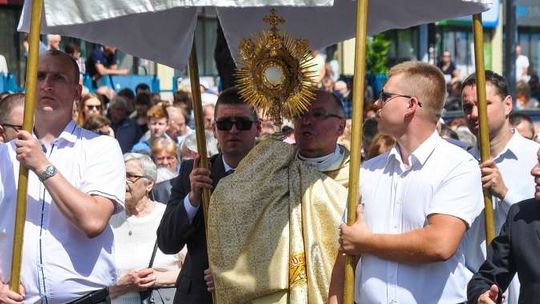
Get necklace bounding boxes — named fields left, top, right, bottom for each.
left=125, top=217, right=134, bottom=236
left=124, top=201, right=156, bottom=236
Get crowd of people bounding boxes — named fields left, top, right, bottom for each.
left=1, top=46, right=540, bottom=304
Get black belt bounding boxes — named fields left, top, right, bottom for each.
left=67, top=288, right=110, bottom=304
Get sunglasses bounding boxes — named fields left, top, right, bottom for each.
left=215, top=118, right=255, bottom=131
left=378, top=90, right=422, bottom=107
left=85, top=105, right=102, bottom=110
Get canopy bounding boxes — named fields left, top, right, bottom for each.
left=18, top=0, right=491, bottom=69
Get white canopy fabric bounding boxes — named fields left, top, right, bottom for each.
left=18, top=0, right=491, bottom=69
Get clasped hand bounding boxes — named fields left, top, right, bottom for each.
left=187, top=156, right=213, bottom=207
left=339, top=204, right=371, bottom=256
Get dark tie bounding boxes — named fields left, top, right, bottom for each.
left=225, top=169, right=235, bottom=176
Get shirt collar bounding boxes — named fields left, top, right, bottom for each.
left=470, top=129, right=519, bottom=162
left=34, top=120, right=79, bottom=145
left=388, top=131, right=441, bottom=168
left=221, top=155, right=234, bottom=172
left=494, top=129, right=520, bottom=161
left=296, top=145, right=345, bottom=172
left=57, top=120, right=79, bottom=144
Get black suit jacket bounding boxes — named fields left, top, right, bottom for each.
left=157, top=154, right=225, bottom=304
left=467, top=199, right=540, bottom=304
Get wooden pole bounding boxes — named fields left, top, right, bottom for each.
left=187, top=39, right=211, bottom=228
left=472, top=14, right=496, bottom=243
left=344, top=0, right=369, bottom=302
left=9, top=0, right=42, bottom=292
left=187, top=38, right=214, bottom=303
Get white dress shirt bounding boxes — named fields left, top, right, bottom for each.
left=0, top=120, right=126, bottom=303
left=465, top=130, right=540, bottom=304
left=356, top=131, right=483, bottom=304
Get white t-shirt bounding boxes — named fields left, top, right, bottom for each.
left=0, top=120, right=125, bottom=303
left=356, top=131, right=483, bottom=303
left=516, top=54, right=530, bottom=82
left=110, top=203, right=185, bottom=304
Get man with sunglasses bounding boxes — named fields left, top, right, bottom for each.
left=0, top=93, right=24, bottom=143
left=157, top=87, right=261, bottom=304
left=329, top=61, right=483, bottom=304
left=0, top=50, right=125, bottom=303
left=205, top=89, right=350, bottom=303
left=461, top=71, right=540, bottom=304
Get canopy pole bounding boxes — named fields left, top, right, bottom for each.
left=344, top=0, right=369, bottom=302
left=187, top=39, right=214, bottom=303
left=9, top=0, right=42, bottom=292
left=472, top=14, right=495, bottom=243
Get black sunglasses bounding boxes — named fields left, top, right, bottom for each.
left=378, top=90, right=422, bottom=107
left=215, top=118, right=255, bottom=131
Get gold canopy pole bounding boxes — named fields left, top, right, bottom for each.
left=187, top=40, right=211, bottom=229
left=344, top=0, right=368, bottom=302
left=9, top=0, right=42, bottom=292
left=187, top=39, right=214, bottom=303
left=472, top=14, right=495, bottom=243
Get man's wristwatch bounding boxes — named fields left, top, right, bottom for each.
left=38, top=164, right=57, bottom=182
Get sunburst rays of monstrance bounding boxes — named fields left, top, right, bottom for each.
left=236, top=8, right=318, bottom=125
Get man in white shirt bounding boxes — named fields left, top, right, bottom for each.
left=515, top=45, right=530, bottom=82
left=0, top=50, right=125, bottom=304
left=461, top=71, right=540, bottom=304
left=329, top=61, right=484, bottom=303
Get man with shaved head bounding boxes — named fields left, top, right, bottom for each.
left=0, top=50, right=125, bottom=303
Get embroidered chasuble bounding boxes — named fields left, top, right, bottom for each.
left=207, top=139, right=350, bottom=304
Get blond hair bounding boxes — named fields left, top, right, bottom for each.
left=388, top=61, right=446, bottom=123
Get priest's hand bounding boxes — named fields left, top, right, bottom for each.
left=188, top=155, right=213, bottom=207
left=339, top=204, right=371, bottom=256
left=480, top=159, right=508, bottom=200
left=0, top=281, right=25, bottom=304
left=477, top=284, right=499, bottom=304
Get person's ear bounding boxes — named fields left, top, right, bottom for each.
left=337, top=119, right=346, bottom=135
left=255, top=121, right=262, bottom=136
left=503, top=95, right=513, bottom=117
left=0, top=125, right=5, bottom=143
left=212, top=121, right=218, bottom=139
left=145, top=180, right=155, bottom=193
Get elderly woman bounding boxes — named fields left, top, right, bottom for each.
left=109, top=153, right=185, bottom=303
left=151, top=137, right=178, bottom=175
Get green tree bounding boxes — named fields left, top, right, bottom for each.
left=366, top=34, right=391, bottom=74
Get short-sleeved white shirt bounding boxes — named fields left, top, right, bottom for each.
left=0, top=120, right=126, bottom=303
left=356, top=131, right=483, bottom=304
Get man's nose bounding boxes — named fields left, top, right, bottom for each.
left=470, top=106, right=479, bottom=118
left=531, top=163, right=540, bottom=177
left=40, top=75, right=54, bottom=89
